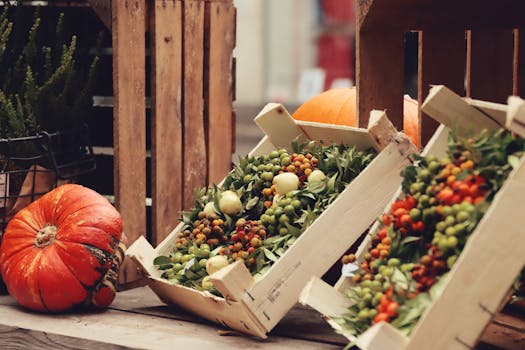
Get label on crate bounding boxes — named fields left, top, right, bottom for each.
left=0, top=172, right=8, bottom=208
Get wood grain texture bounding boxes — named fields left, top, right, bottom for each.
left=516, top=28, right=525, bottom=96
left=150, top=0, right=183, bottom=246
left=418, top=30, right=466, bottom=146
left=205, top=1, right=236, bottom=184
left=469, top=29, right=514, bottom=103
left=0, top=325, right=130, bottom=350
left=0, top=286, right=522, bottom=349
left=183, top=0, right=207, bottom=210
left=112, top=0, right=147, bottom=284
left=358, top=0, right=525, bottom=31
left=356, top=29, right=404, bottom=130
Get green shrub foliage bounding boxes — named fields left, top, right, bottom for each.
left=0, top=6, right=100, bottom=138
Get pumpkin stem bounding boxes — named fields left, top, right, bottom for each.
left=35, top=225, right=57, bottom=248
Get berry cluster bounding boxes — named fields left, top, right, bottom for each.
left=175, top=212, right=227, bottom=249
left=219, top=219, right=266, bottom=266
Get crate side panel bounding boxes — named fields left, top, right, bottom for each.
left=357, top=30, right=404, bottom=130
left=418, top=30, right=466, bottom=146
left=469, top=29, right=514, bottom=103
left=148, top=279, right=267, bottom=338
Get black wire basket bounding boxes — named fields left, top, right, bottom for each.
left=0, top=124, right=96, bottom=230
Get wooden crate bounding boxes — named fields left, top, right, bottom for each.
left=354, top=0, right=525, bottom=146
left=126, top=103, right=417, bottom=338
left=300, top=85, right=525, bottom=350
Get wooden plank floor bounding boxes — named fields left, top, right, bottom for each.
left=0, top=286, right=344, bottom=350
left=0, top=286, right=523, bottom=349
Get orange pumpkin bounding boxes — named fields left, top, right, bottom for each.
left=0, top=184, right=124, bottom=312
left=292, top=88, right=420, bottom=148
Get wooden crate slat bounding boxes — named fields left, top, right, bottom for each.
left=358, top=0, right=525, bottom=31
left=507, top=96, right=525, bottom=137
left=468, top=29, right=514, bottom=103
left=418, top=30, right=466, bottom=146
left=150, top=0, right=183, bottom=245
left=356, top=29, right=404, bottom=131
left=205, top=0, right=235, bottom=184
left=516, top=28, right=525, bottom=96
left=182, top=0, right=207, bottom=210
left=112, top=0, right=147, bottom=283
left=421, top=85, right=502, bottom=136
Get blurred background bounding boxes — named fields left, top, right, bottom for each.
left=233, top=0, right=418, bottom=156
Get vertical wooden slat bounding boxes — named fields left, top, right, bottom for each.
left=356, top=29, right=405, bottom=130
left=205, top=1, right=235, bottom=184
left=516, top=28, right=525, bottom=96
left=469, top=29, right=514, bottom=103
left=418, top=30, right=466, bottom=146
left=112, top=0, right=147, bottom=283
left=150, top=0, right=183, bottom=245
left=183, top=0, right=207, bottom=210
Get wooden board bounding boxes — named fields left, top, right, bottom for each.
left=357, top=0, right=525, bottom=31
left=126, top=104, right=416, bottom=337
left=205, top=1, right=236, bottom=184
left=507, top=96, right=525, bottom=137
left=0, top=288, right=341, bottom=350
left=150, top=0, right=183, bottom=246
left=421, top=85, right=502, bottom=136
left=468, top=29, right=514, bottom=103
left=418, top=30, right=466, bottom=146
left=112, top=0, right=147, bottom=283
left=356, top=29, right=405, bottom=131
left=183, top=0, right=207, bottom=210
left=516, top=28, right=525, bottom=96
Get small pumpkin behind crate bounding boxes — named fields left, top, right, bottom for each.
left=126, top=103, right=418, bottom=338
left=300, top=85, right=525, bottom=350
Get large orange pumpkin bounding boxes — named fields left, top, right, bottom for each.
left=0, top=184, right=124, bottom=312
left=292, top=88, right=420, bottom=148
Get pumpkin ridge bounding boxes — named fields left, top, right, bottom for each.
left=53, top=240, right=109, bottom=289
left=335, top=93, right=355, bottom=125
left=54, top=244, right=103, bottom=292
left=0, top=239, right=34, bottom=263
left=16, top=249, right=48, bottom=310
left=54, top=201, right=116, bottom=226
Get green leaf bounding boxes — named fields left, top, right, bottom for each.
left=153, top=256, right=172, bottom=265
left=400, top=236, right=422, bottom=246
left=263, top=248, right=279, bottom=262
left=245, top=196, right=259, bottom=210
left=285, top=222, right=303, bottom=237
